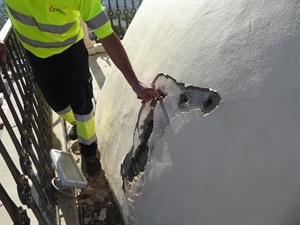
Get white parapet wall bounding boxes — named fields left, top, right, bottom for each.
left=95, top=0, right=300, bottom=224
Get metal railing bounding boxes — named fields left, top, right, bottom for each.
left=86, top=0, right=143, bottom=40
left=0, top=20, right=57, bottom=225
left=104, top=0, right=143, bottom=38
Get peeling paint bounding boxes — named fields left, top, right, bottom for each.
left=121, top=73, right=222, bottom=195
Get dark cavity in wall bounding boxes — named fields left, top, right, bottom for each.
left=121, top=73, right=222, bottom=192
left=122, top=100, right=156, bottom=185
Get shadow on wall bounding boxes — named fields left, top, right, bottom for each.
left=121, top=73, right=222, bottom=194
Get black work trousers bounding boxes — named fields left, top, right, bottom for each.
left=25, top=39, right=97, bottom=157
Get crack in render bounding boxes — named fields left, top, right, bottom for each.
left=128, top=102, right=155, bottom=181
left=121, top=73, right=222, bottom=193
left=121, top=100, right=157, bottom=192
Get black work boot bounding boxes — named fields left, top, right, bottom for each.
left=68, top=124, right=77, bottom=140
left=85, top=155, right=101, bottom=175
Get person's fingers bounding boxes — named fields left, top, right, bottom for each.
left=135, top=83, right=164, bottom=103
left=152, top=89, right=163, bottom=99
left=137, top=94, right=151, bottom=103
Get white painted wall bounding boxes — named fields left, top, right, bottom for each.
left=95, top=0, right=299, bottom=224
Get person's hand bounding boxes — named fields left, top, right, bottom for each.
left=0, top=41, right=7, bottom=63
left=132, top=81, right=163, bottom=103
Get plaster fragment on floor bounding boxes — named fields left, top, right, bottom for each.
left=99, top=208, right=107, bottom=220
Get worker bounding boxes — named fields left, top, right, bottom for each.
left=3, top=0, right=162, bottom=175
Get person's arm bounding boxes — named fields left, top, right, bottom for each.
left=100, top=33, right=163, bottom=103
left=76, top=0, right=161, bottom=102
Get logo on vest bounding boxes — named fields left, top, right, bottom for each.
left=49, top=6, right=66, bottom=15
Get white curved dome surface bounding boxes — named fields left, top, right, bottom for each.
left=95, top=0, right=299, bottom=224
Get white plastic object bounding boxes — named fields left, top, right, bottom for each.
left=50, top=149, right=87, bottom=189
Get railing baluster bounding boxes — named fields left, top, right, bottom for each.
left=4, top=46, right=53, bottom=171
left=131, top=0, right=137, bottom=18
left=103, top=0, right=143, bottom=40
left=0, top=63, right=53, bottom=186
left=0, top=102, right=56, bottom=222
left=5, top=34, right=53, bottom=168
left=0, top=183, right=30, bottom=225
left=0, top=140, right=53, bottom=225
left=124, top=0, right=129, bottom=29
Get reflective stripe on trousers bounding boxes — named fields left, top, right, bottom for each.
left=57, top=105, right=97, bottom=145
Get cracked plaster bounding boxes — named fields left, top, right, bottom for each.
left=121, top=73, right=221, bottom=194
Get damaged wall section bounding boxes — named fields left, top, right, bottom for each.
left=121, top=73, right=222, bottom=193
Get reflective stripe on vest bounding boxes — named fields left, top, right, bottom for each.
left=84, top=11, right=109, bottom=30
left=15, top=29, right=79, bottom=48
left=7, top=4, right=75, bottom=34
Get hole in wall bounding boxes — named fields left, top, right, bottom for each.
left=179, top=93, right=189, bottom=105
left=121, top=73, right=222, bottom=193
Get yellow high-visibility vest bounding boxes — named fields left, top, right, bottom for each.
left=4, top=0, right=113, bottom=58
